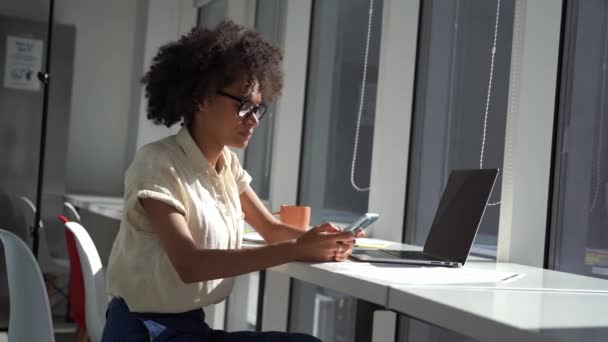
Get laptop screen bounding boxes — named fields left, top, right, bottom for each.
left=422, top=169, right=498, bottom=264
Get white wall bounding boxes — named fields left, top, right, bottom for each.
left=0, top=1, right=48, bottom=22
left=131, top=0, right=196, bottom=158
left=0, top=1, right=140, bottom=195
left=1, top=0, right=196, bottom=196
left=55, top=0, right=141, bottom=195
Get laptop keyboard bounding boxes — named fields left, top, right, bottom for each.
left=379, top=249, right=446, bottom=261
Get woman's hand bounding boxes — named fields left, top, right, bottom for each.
left=294, top=223, right=361, bottom=262
left=334, top=228, right=366, bottom=262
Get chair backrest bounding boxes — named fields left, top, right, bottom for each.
left=0, top=191, right=31, bottom=245
left=16, top=195, right=57, bottom=271
left=60, top=216, right=86, bottom=330
left=63, top=202, right=81, bottom=222
left=64, top=222, right=106, bottom=342
left=17, top=195, right=41, bottom=228
left=0, top=229, right=55, bottom=342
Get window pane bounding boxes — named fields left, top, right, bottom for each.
left=243, top=0, right=283, bottom=200
left=290, top=0, right=383, bottom=339
left=405, top=0, right=514, bottom=258
left=551, top=0, right=608, bottom=279
left=289, top=280, right=357, bottom=341
left=298, top=0, right=382, bottom=225
left=225, top=272, right=260, bottom=331
left=197, top=0, right=227, bottom=27
left=196, top=1, right=263, bottom=332
left=400, top=1, right=514, bottom=340
left=1, top=3, right=74, bottom=328
left=398, top=314, right=477, bottom=342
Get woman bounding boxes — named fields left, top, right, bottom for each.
left=102, top=20, right=363, bottom=341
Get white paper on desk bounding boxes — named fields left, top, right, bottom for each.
left=243, top=231, right=265, bottom=243
left=331, top=263, right=521, bottom=285
left=354, top=237, right=393, bottom=248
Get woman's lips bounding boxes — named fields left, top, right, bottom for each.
left=240, top=131, right=253, bottom=139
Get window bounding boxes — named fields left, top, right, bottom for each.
left=196, top=0, right=274, bottom=332
left=298, top=0, right=382, bottom=226
left=550, top=0, right=608, bottom=279
left=405, top=0, right=515, bottom=257
left=399, top=1, right=515, bottom=340
left=196, top=0, right=276, bottom=201
left=223, top=0, right=284, bottom=332
left=0, top=3, right=74, bottom=326
left=225, top=272, right=261, bottom=331
left=398, top=316, right=476, bottom=342
left=197, top=0, right=227, bottom=28
left=289, top=0, right=383, bottom=339
left=243, top=0, right=283, bottom=200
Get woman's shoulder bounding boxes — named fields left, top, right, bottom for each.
left=127, top=135, right=183, bottom=176
left=222, top=147, right=243, bottom=169
left=136, top=135, right=180, bottom=161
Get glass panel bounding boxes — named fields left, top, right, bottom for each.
left=197, top=0, right=228, bottom=27
left=204, top=0, right=281, bottom=332
left=289, top=280, right=357, bottom=341
left=550, top=0, right=608, bottom=279
left=399, top=1, right=514, bottom=340
left=290, top=0, right=382, bottom=340
left=225, top=272, right=260, bottom=331
left=243, top=0, right=284, bottom=200
left=298, top=0, right=382, bottom=226
left=398, top=315, right=477, bottom=342
left=405, top=0, right=515, bottom=258
left=0, top=0, right=75, bottom=330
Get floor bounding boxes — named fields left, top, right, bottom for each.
left=0, top=273, right=78, bottom=341
left=0, top=320, right=77, bottom=341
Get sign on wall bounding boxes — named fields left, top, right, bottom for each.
left=3, top=36, right=44, bottom=91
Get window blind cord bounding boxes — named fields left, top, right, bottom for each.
left=481, top=0, right=502, bottom=206
left=589, top=17, right=608, bottom=213
left=589, top=102, right=605, bottom=213
left=350, top=0, right=374, bottom=192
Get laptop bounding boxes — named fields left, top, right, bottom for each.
left=351, top=169, right=498, bottom=267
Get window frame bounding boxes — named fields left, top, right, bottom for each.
left=367, top=0, right=421, bottom=243
left=261, top=0, right=313, bottom=332
left=496, top=0, right=563, bottom=267
left=260, top=0, right=567, bottom=335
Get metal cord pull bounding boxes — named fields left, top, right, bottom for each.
left=37, top=71, right=49, bottom=84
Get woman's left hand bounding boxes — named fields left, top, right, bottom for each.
left=334, top=228, right=366, bottom=262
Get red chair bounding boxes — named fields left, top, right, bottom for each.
left=59, top=215, right=87, bottom=341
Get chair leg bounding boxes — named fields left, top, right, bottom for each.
left=72, top=327, right=82, bottom=342
left=66, top=273, right=72, bottom=322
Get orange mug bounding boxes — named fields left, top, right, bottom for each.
left=273, top=205, right=311, bottom=231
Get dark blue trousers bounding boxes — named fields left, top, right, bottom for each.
left=101, top=297, right=321, bottom=342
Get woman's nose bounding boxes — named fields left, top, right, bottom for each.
left=244, top=113, right=259, bottom=127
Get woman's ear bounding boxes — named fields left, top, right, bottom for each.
left=197, top=99, right=208, bottom=114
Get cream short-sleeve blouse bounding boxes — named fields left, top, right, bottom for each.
left=106, top=127, right=252, bottom=313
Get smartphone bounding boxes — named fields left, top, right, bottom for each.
left=343, top=213, right=379, bottom=232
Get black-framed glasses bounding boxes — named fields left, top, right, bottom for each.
left=217, top=90, right=268, bottom=120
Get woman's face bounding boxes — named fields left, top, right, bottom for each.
left=199, top=78, right=262, bottom=149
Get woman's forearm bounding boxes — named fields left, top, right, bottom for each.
left=179, top=239, right=299, bottom=283
left=261, top=221, right=307, bottom=244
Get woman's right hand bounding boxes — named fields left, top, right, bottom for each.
left=294, top=223, right=357, bottom=262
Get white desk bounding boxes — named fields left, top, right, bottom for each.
left=65, top=194, right=124, bottom=220
left=269, top=260, right=392, bottom=306
left=59, top=202, right=608, bottom=341
left=65, top=193, right=123, bottom=208
left=388, top=262, right=608, bottom=342
left=268, top=244, right=608, bottom=342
